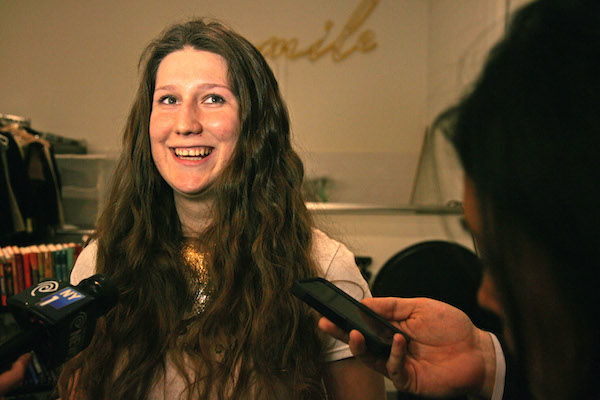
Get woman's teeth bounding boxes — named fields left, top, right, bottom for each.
left=174, top=147, right=213, bottom=159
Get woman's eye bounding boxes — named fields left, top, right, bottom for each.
left=204, top=95, right=225, bottom=104
left=159, top=95, right=178, bottom=105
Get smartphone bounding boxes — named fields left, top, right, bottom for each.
left=291, top=277, right=407, bottom=357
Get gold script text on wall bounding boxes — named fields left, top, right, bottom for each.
left=256, top=0, right=379, bottom=62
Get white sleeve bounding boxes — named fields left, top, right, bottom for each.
left=70, top=241, right=98, bottom=285
left=311, top=230, right=371, bottom=362
left=489, top=332, right=506, bottom=400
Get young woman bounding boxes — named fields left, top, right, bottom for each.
left=58, top=19, right=384, bottom=400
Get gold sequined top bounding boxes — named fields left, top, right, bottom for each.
left=181, top=242, right=211, bottom=315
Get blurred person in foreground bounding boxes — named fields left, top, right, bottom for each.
left=320, top=0, right=600, bottom=399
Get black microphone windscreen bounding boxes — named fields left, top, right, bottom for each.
left=77, top=274, right=119, bottom=315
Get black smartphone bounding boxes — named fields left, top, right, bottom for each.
left=291, top=277, right=408, bottom=357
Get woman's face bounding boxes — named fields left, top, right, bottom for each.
left=149, top=47, right=240, bottom=197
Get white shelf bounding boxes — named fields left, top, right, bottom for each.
left=306, top=202, right=463, bottom=215
left=55, top=154, right=109, bottom=160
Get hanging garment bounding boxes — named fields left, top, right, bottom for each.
left=0, top=129, right=30, bottom=236
left=0, top=133, right=26, bottom=236
left=0, top=124, right=63, bottom=238
left=24, top=141, right=64, bottom=229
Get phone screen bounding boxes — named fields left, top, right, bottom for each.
left=292, top=278, right=406, bottom=356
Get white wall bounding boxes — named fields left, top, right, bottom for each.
left=427, top=0, right=506, bottom=122
left=318, top=0, right=510, bottom=278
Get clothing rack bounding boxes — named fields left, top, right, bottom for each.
left=0, top=114, right=65, bottom=246
left=0, top=113, right=31, bottom=128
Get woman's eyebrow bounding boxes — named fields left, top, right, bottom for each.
left=154, top=84, right=176, bottom=92
left=154, top=83, right=231, bottom=92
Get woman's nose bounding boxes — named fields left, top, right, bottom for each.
left=175, top=103, right=202, bottom=135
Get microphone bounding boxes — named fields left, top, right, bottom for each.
left=0, top=274, right=119, bottom=370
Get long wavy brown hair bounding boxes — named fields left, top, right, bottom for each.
left=58, top=19, right=328, bottom=399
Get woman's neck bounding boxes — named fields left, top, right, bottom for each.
left=174, top=192, right=213, bottom=237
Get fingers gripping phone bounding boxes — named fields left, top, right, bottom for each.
left=291, top=278, right=408, bottom=357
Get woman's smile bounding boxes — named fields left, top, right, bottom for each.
left=172, top=146, right=214, bottom=160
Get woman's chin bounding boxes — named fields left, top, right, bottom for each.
left=174, top=185, right=215, bottom=200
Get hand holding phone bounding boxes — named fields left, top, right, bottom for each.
left=291, top=278, right=408, bottom=357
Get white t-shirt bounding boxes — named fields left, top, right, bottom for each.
left=70, top=229, right=371, bottom=398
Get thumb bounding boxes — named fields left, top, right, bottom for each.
left=387, top=333, right=411, bottom=392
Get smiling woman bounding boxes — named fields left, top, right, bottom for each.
left=149, top=49, right=240, bottom=200
left=56, top=18, right=385, bottom=400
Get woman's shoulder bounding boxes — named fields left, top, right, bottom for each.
left=70, top=241, right=98, bottom=285
left=310, top=229, right=370, bottom=300
left=311, top=228, right=343, bottom=255
left=311, top=229, right=352, bottom=265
